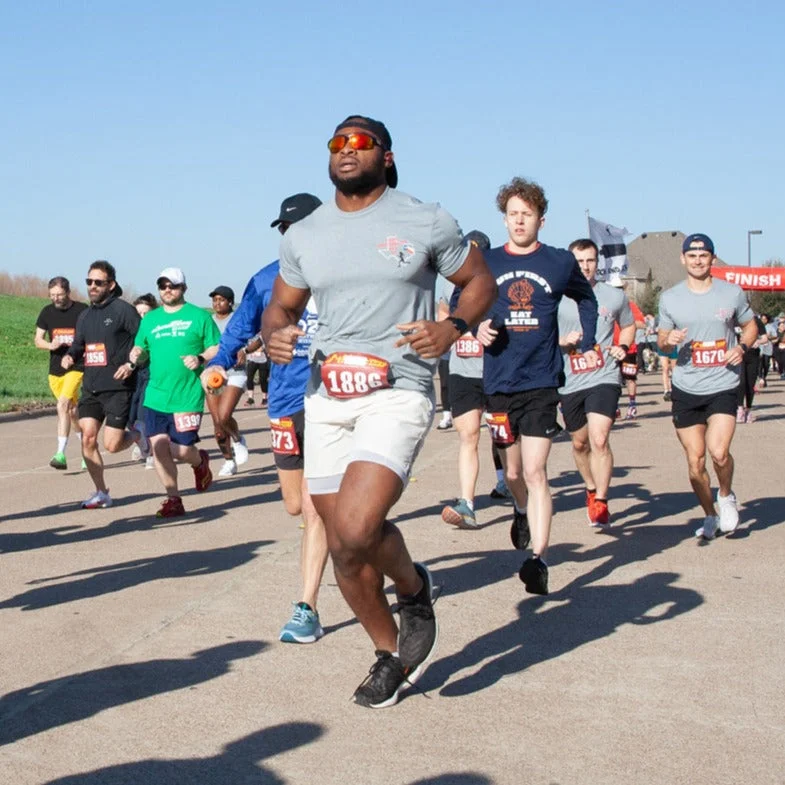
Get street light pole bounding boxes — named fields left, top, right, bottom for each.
left=747, top=229, right=762, bottom=266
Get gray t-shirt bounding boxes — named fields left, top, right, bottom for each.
left=658, top=278, right=753, bottom=394
left=558, top=281, right=634, bottom=393
left=279, top=188, right=470, bottom=396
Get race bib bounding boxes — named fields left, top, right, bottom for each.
left=270, top=417, right=300, bottom=455
left=692, top=339, right=727, bottom=367
left=621, top=361, right=637, bottom=378
left=321, top=352, right=391, bottom=399
left=173, top=412, right=202, bottom=433
left=568, top=346, right=604, bottom=375
left=486, top=412, right=515, bottom=445
left=85, top=342, right=107, bottom=366
left=455, top=334, right=483, bottom=358
left=52, top=328, right=75, bottom=347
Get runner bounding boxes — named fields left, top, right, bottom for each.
left=735, top=314, right=767, bottom=423
left=129, top=293, right=158, bottom=470
left=657, top=233, right=758, bottom=539
left=262, top=115, right=496, bottom=707
left=243, top=335, right=269, bottom=407
left=478, top=177, right=598, bottom=595
left=205, top=192, right=329, bottom=644
left=440, top=230, right=492, bottom=529
left=34, top=276, right=88, bottom=470
left=207, top=285, right=250, bottom=477
left=558, top=239, right=635, bottom=527
left=619, top=297, right=646, bottom=419
left=129, top=267, right=220, bottom=517
left=62, top=261, right=146, bottom=508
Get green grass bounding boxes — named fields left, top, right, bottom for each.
left=0, top=294, right=52, bottom=412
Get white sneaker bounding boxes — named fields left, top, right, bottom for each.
left=144, top=456, right=155, bottom=470
left=232, top=436, right=249, bottom=466
left=81, top=489, right=112, bottom=509
left=717, top=491, right=740, bottom=533
left=218, top=459, right=237, bottom=477
left=436, top=413, right=452, bottom=430
left=131, top=444, right=142, bottom=461
left=695, top=515, right=719, bottom=540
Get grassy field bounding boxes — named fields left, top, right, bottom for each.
left=0, top=294, right=53, bottom=412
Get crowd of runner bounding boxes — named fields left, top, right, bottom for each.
left=33, top=114, right=780, bottom=709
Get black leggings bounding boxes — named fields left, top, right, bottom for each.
left=246, top=361, right=269, bottom=394
left=759, top=355, right=771, bottom=381
left=736, top=350, right=760, bottom=408
left=438, top=358, right=450, bottom=411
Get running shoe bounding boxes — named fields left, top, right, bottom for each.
left=130, top=444, right=142, bottom=461
left=135, top=427, right=151, bottom=459
left=745, top=409, right=756, bottom=424
left=436, top=413, right=452, bottom=430
left=588, top=499, right=610, bottom=527
left=232, top=436, right=249, bottom=466
left=717, top=491, right=740, bottom=533
left=510, top=509, right=531, bottom=550
left=614, top=408, right=621, bottom=421
left=695, top=515, right=719, bottom=540
left=49, top=452, right=67, bottom=470
left=279, top=602, right=324, bottom=644
left=243, top=397, right=255, bottom=407
left=397, top=563, right=438, bottom=675
left=353, top=650, right=409, bottom=709
left=663, top=391, right=672, bottom=402
left=218, top=459, right=238, bottom=477
left=441, top=498, right=478, bottom=529
left=193, top=449, right=213, bottom=492
left=625, top=405, right=638, bottom=420
left=736, top=406, right=746, bottom=423
left=519, top=556, right=549, bottom=595
left=81, top=489, right=112, bottom=509
left=157, top=495, right=185, bottom=518
left=81, top=458, right=88, bottom=471
left=144, top=456, right=155, bottom=470
left=489, top=479, right=512, bottom=500
left=586, top=488, right=597, bottom=508
left=261, top=396, right=268, bottom=407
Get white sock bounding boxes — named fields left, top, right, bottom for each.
left=514, top=499, right=526, bottom=514
left=76, top=432, right=82, bottom=442
left=465, top=499, right=475, bottom=511
left=57, top=436, right=67, bottom=452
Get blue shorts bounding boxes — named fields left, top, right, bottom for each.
left=144, top=408, right=202, bottom=447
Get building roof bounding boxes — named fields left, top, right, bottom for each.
left=626, top=230, right=727, bottom=291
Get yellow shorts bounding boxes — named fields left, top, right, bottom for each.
left=49, top=371, right=84, bottom=404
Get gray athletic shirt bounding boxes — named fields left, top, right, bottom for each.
left=658, top=278, right=753, bottom=394
left=558, top=281, right=633, bottom=393
left=279, top=188, right=470, bottom=396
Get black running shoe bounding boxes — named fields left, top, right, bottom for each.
left=353, top=650, right=407, bottom=709
left=397, top=563, right=438, bottom=676
left=519, top=556, right=549, bottom=595
left=510, top=509, right=531, bottom=550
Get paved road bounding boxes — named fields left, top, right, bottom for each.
left=1, top=376, right=783, bottom=785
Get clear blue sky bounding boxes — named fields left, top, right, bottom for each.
left=2, top=1, right=783, bottom=303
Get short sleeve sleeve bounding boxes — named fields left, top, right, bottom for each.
left=431, top=206, right=470, bottom=279
left=278, top=232, right=309, bottom=291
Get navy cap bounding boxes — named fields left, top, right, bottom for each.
left=209, top=285, right=235, bottom=303
left=464, top=230, right=491, bottom=251
left=334, top=115, right=398, bottom=188
left=682, top=233, right=715, bottom=254
left=270, top=193, right=322, bottom=228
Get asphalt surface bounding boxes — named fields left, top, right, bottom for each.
left=1, top=375, right=783, bottom=785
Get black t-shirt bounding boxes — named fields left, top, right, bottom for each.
left=36, top=301, right=89, bottom=376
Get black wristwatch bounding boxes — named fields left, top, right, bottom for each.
left=619, top=343, right=630, bottom=353
left=739, top=343, right=749, bottom=353
left=196, top=354, right=206, bottom=366
left=446, top=316, right=469, bottom=336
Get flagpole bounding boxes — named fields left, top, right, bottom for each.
left=585, top=209, right=590, bottom=236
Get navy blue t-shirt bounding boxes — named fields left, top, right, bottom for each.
left=483, top=243, right=598, bottom=393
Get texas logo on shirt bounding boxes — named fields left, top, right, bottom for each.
left=377, top=236, right=416, bottom=268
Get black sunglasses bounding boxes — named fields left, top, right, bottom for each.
left=85, top=278, right=110, bottom=287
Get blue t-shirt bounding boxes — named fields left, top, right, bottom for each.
left=209, top=260, right=317, bottom=418
left=483, top=243, right=598, bottom=394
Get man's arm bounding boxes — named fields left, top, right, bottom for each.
left=564, top=263, right=598, bottom=352
left=261, top=276, right=311, bottom=364
left=34, top=327, right=53, bottom=351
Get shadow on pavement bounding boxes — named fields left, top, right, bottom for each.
left=408, top=775, right=493, bottom=785
left=0, top=540, right=271, bottom=611
left=40, top=722, right=323, bottom=785
left=0, top=640, right=267, bottom=747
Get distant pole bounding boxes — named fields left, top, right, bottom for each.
left=585, top=209, right=590, bottom=236
left=747, top=229, right=762, bottom=266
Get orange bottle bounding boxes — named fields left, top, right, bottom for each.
left=205, top=370, right=226, bottom=395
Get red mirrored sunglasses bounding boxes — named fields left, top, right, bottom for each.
left=327, top=132, right=383, bottom=154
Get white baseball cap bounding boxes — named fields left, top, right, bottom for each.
left=156, top=267, right=186, bottom=286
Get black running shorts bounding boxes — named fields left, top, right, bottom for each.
left=559, top=384, right=621, bottom=433
left=671, top=386, right=737, bottom=429
left=271, top=408, right=305, bottom=471
left=449, top=374, right=485, bottom=419
left=78, top=388, right=133, bottom=429
left=485, top=387, right=561, bottom=445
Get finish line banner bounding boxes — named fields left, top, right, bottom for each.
left=711, top=267, right=785, bottom=291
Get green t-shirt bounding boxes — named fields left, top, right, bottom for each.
left=134, top=303, right=221, bottom=413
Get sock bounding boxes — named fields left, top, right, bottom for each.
left=465, top=499, right=475, bottom=511
left=57, top=436, right=67, bottom=452
left=514, top=499, right=526, bottom=515
left=595, top=497, right=607, bottom=504
left=629, top=396, right=637, bottom=406
left=496, top=468, right=504, bottom=482
left=586, top=487, right=596, bottom=495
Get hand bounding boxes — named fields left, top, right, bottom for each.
left=129, top=346, right=143, bottom=364
left=113, top=363, right=135, bottom=380
left=562, top=330, right=583, bottom=350
left=667, top=328, right=688, bottom=347
left=182, top=354, right=202, bottom=371
left=61, top=354, right=74, bottom=370
left=267, top=325, right=304, bottom=365
left=236, top=348, right=247, bottom=365
left=394, top=320, right=456, bottom=359
left=608, top=344, right=626, bottom=361
left=725, top=346, right=745, bottom=366
left=201, top=365, right=227, bottom=391
left=477, top=319, right=498, bottom=347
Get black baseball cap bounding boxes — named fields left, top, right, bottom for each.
left=209, top=285, right=234, bottom=302
left=333, top=115, right=398, bottom=188
left=270, top=193, right=323, bottom=228
left=682, top=233, right=715, bottom=254
left=464, top=230, right=491, bottom=251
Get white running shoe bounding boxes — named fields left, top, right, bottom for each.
left=219, top=459, right=238, bottom=477
left=81, top=490, right=112, bottom=509
left=436, top=413, right=452, bottom=430
left=695, top=515, right=719, bottom=540
left=131, top=444, right=142, bottom=461
left=144, top=456, right=155, bottom=470
left=717, top=491, right=740, bottom=533
left=232, top=436, right=249, bottom=466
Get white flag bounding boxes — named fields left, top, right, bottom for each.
left=588, top=216, right=630, bottom=286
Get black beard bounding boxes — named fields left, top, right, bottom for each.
left=328, top=164, right=384, bottom=196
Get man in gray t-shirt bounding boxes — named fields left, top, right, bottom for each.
left=262, top=114, right=496, bottom=709
left=657, top=233, right=758, bottom=541
left=557, top=239, right=635, bottom=527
